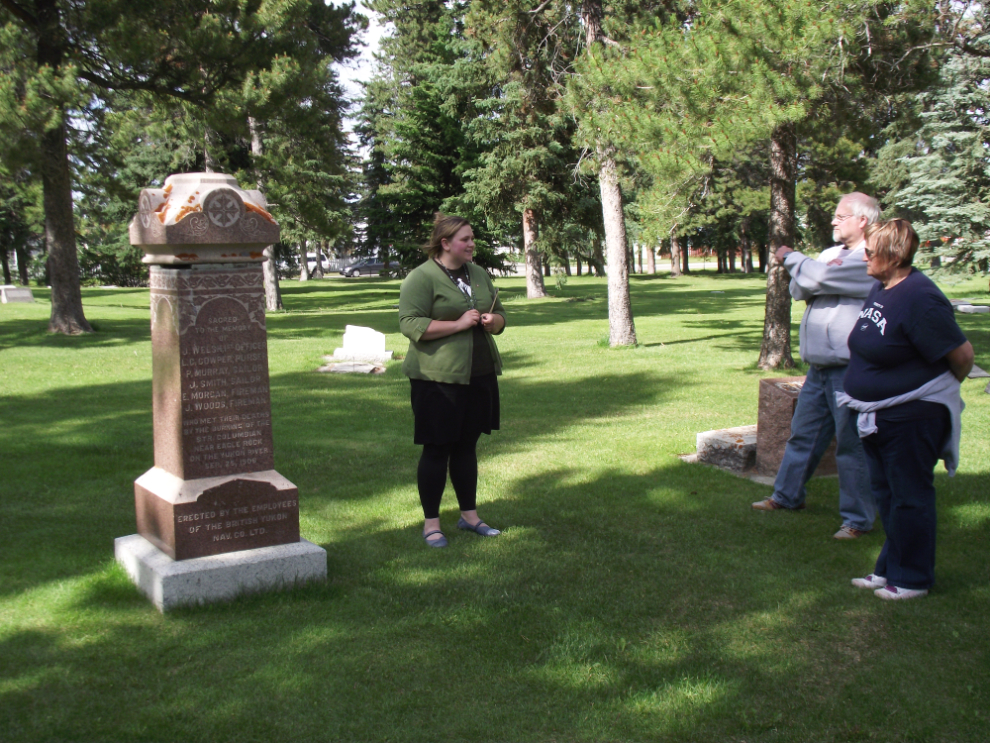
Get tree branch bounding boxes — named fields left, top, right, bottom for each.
left=956, top=37, right=990, bottom=58
left=528, top=0, right=554, bottom=15
left=76, top=69, right=206, bottom=103
left=0, top=0, right=38, bottom=28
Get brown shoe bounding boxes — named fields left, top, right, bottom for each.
left=752, top=498, right=805, bottom=511
left=833, top=525, right=869, bottom=540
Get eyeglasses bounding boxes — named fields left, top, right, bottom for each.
left=864, top=246, right=877, bottom=259
left=833, top=214, right=856, bottom=222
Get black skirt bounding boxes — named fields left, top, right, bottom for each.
left=410, top=373, right=500, bottom=446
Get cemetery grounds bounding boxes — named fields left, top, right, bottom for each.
left=1, top=271, right=988, bottom=743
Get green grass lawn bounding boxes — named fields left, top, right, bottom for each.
left=1, top=271, right=988, bottom=743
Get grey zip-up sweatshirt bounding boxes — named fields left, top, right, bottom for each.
left=783, top=243, right=875, bottom=367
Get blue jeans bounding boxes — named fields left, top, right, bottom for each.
left=771, top=365, right=876, bottom=531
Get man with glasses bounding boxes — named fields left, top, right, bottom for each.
left=752, top=192, right=879, bottom=539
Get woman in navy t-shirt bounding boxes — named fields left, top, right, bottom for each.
left=842, top=219, right=973, bottom=600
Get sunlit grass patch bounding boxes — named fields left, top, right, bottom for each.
left=1, top=272, right=988, bottom=742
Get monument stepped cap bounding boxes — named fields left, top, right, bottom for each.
left=130, top=172, right=280, bottom=265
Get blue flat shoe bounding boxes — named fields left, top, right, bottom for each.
left=457, top=517, right=500, bottom=536
left=423, top=529, right=448, bottom=548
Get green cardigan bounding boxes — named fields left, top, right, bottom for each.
left=398, top=259, right=506, bottom=384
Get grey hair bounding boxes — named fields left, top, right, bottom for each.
left=841, top=192, right=881, bottom=225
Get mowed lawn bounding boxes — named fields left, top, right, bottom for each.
left=1, top=270, right=988, bottom=743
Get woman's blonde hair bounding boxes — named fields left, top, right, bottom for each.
left=423, top=213, right=471, bottom=259
left=864, top=218, right=919, bottom=270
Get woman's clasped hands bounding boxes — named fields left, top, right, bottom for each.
left=456, top=308, right=501, bottom=332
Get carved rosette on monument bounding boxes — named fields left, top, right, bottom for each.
left=117, top=173, right=325, bottom=611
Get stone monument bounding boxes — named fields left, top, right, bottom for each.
left=115, top=172, right=326, bottom=611
left=755, top=377, right=837, bottom=478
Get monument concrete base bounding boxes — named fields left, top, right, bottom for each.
left=115, top=534, right=326, bottom=612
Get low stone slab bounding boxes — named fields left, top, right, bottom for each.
left=115, top=534, right=326, bottom=612
left=318, top=360, right=386, bottom=374
left=1, top=285, right=34, bottom=303
left=696, top=425, right=757, bottom=472
left=968, top=364, right=989, bottom=379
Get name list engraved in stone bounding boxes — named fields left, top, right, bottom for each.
left=174, top=291, right=275, bottom=479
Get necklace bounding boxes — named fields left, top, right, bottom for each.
left=435, top=259, right=475, bottom=308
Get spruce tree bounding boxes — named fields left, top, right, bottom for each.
left=877, top=50, right=990, bottom=274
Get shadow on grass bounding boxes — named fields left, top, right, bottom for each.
left=0, top=316, right=152, bottom=352
left=0, top=363, right=675, bottom=596
left=2, top=464, right=988, bottom=742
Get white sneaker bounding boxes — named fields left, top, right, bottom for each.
left=851, top=574, right=887, bottom=589
left=875, top=585, right=929, bottom=601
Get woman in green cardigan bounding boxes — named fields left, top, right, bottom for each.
left=398, top=214, right=507, bottom=548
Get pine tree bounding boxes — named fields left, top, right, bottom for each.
left=1, top=0, right=354, bottom=332
left=572, top=0, right=922, bottom=366
left=573, top=0, right=638, bottom=346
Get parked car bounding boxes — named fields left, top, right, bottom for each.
left=306, top=254, right=331, bottom=273
left=341, top=259, right=387, bottom=277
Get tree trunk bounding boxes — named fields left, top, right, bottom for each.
left=41, top=120, right=92, bottom=334
left=599, top=154, right=637, bottom=346
left=576, top=256, right=582, bottom=276
left=248, top=116, right=282, bottom=310
left=669, top=232, right=682, bottom=277
left=204, top=128, right=218, bottom=172
left=758, top=243, right=767, bottom=273
left=35, top=0, right=91, bottom=334
left=740, top=218, right=753, bottom=274
left=583, top=0, right=635, bottom=345
left=682, top=238, right=691, bottom=274
left=759, top=123, right=796, bottom=370
left=591, top=235, right=605, bottom=276
left=299, top=241, right=310, bottom=281
left=1, top=248, right=10, bottom=285
left=523, top=208, right=547, bottom=298
left=16, top=243, right=29, bottom=284
left=728, top=247, right=736, bottom=272
left=544, top=255, right=551, bottom=277
left=646, top=245, right=656, bottom=274
left=312, top=241, right=325, bottom=279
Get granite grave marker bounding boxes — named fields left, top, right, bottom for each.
left=116, top=173, right=325, bottom=609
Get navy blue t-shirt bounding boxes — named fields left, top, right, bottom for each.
left=844, top=269, right=966, bottom=403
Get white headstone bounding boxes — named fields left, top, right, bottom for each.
left=331, top=325, right=393, bottom=364
left=1, top=285, right=34, bottom=303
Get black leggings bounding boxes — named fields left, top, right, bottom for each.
left=417, top=431, right=482, bottom=519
